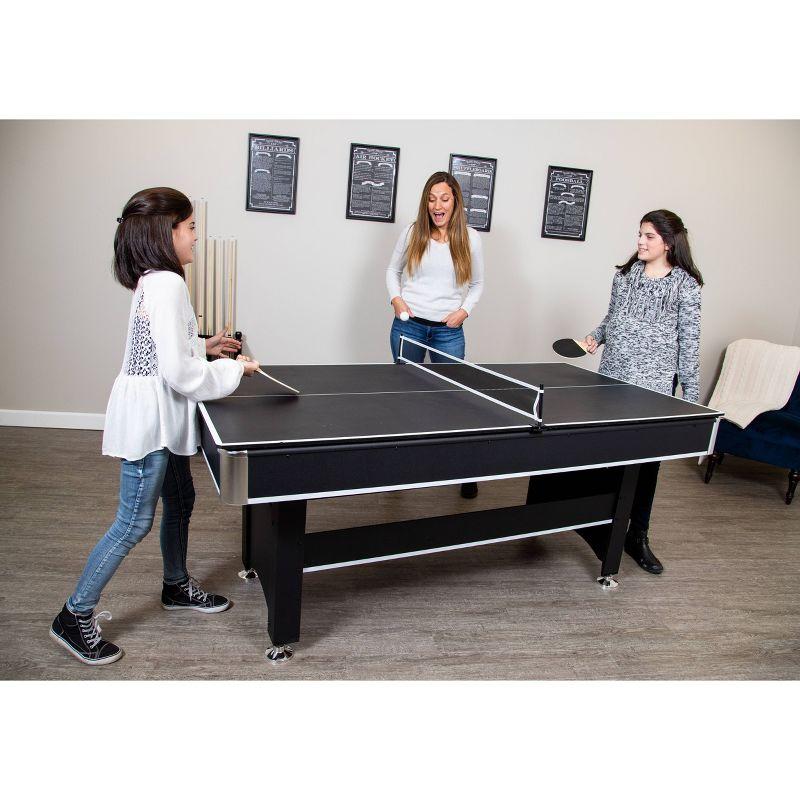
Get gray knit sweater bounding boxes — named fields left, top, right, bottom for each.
left=589, top=261, right=702, bottom=402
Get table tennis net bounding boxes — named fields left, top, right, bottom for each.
left=397, top=335, right=544, bottom=426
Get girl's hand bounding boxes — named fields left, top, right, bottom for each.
left=442, top=308, right=468, bottom=328
left=583, top=335, right=598, bottom=354
left=391, top=296, right=413, bottom=319
left=236, top=354, right=260, bottom=377
left=205, top=329, right=242, bottom=358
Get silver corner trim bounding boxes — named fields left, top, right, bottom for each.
left=219, top=449, right=249, bottom=505
left=707, top=416, right=721, bottom=455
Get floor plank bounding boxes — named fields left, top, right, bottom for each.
left=0, top=427, right=797, bottom=680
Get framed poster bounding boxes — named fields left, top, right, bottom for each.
left=246, top=133, right=300, bottom=214
left=346, top=143, right=400, bottom=222
left=541, top=165, right=593, bottom=241
left=449, top=153, right=497, bottom=231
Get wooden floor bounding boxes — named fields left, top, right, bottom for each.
left=1, top=426, right=797, bottom=680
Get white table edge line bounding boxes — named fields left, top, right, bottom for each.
left=210, top=423, right=533, bottom=447
left=216, top=383, right=632, bottom=399
left=200, top=446, right=222, bottom=496
left=302, top=520, right=615, bottom=572
left=243, top=451, right=710, bottom=503
left=197, top=403, right=223, bottom=447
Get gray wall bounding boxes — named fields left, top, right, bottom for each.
left=794, top=306, right=800, bottom=347
left=1, top=120, right=799, bottom=420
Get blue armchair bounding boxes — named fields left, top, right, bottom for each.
left=704, top=370, right=800, bottom=504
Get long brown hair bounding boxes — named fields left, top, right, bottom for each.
left=113, top=187, right=192, bottom=290
left=617, top=209, right=704, bottom=286
left=405, top=171, right=472, bottom=285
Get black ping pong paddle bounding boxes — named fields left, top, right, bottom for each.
left=552, top=338, right=589, bottom=358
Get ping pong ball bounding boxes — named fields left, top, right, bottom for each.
left=400, top=311, right=409, bottom=321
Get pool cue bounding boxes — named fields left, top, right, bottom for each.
left=196, top=206, right=206, bottom=333
left=214, top=237, right=224, bottom=333
left=205, top=236, right=215, bottom=336
left=225, top=240, right=234, bottom=336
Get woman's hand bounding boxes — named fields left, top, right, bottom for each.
left=205, top=329, right=242, bottom=358
left=236, top=354, right=261, bottom=377
left=391, top=296, right=413, bottom=319
left=442, top=308, right=468, bottom=328
left=583, top=335, right=598, bottom=354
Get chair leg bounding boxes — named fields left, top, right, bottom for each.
left=787, top=470, right=799, bottom=505
left=704, top=452, right=721, bottom=484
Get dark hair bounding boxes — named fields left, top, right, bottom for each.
left=617, top=209, right=704, bottom=287
left=112, top=187, right=192, bottom=290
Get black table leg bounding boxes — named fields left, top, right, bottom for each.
left=526, top=463, right=641, bottom=588
left=597, top=463, right=640, bottom=585
left=238, top=506, right=257, bottom=581
left=248, top=500, right=307, bottom=661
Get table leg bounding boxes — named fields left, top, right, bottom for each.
left=248, top=501, right=307, bottom=662
left=526, top=463, right=640, bottom=588
left=238, top=506, right=258, bottom=581
left=597, top=463, right=640, bottom=587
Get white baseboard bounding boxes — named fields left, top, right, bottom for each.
left=0, top=409, right=105, bottom=431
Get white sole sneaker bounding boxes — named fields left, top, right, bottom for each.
left=49, top=628, right=124, bottom=665
left=160, top=600, right=231, bottom=614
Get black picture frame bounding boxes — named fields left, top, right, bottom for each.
left=540, top=165, right=593, bottom=241
left=345, top=143, right=400, bottom=223
left=246, top=133, right=300, bottom=214
left=449, top=153, right=498, bottom=232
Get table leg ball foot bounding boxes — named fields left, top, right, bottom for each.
left=266, top=645, right=294, bottom=663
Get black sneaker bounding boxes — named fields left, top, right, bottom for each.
left=49, top=604, right=123, bottom=665
left=161, top=576, right=230, bottom=613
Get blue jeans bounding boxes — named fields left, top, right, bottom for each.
left=68, top=449, right=194, bottom=613
left=390, top=317, right=466, bottom=363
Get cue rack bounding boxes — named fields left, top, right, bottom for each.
left=185, top=197, right=239, bottom=339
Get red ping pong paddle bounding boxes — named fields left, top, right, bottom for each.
left=552, top=338, right=589, bottom=358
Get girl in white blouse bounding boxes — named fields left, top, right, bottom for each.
left=50, top=187, right=260, bottom=666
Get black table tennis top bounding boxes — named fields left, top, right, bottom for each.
left=199, top=362, right=720, bottom=448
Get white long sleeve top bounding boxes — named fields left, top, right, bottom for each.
left=102, top=270, right=244, bottom=461
left=385, top=223, right=485, bottom=320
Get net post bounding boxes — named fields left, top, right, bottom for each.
left=537, top=384, right=545, bottom=431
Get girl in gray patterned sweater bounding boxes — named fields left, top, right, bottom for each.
left=582, top=209, right=704, bottom=575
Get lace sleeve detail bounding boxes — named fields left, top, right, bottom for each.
left=125, top=289, right=159, bottom=376
left=145, top=271, right=243, bottom=401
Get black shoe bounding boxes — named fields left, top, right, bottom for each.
left=624, top=529, right=664, bottom=574
left=162, top=577, right=231, bottom=613
left=50, top=604, right=123, bottom=665
left=460, top=482, right=478, bottom=499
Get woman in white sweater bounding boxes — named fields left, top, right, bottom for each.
left=386, top=171, right=484, bottom=498
left=386, top=171, right=484, bottom=364
left=50, top=187, right=260, bottom=666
